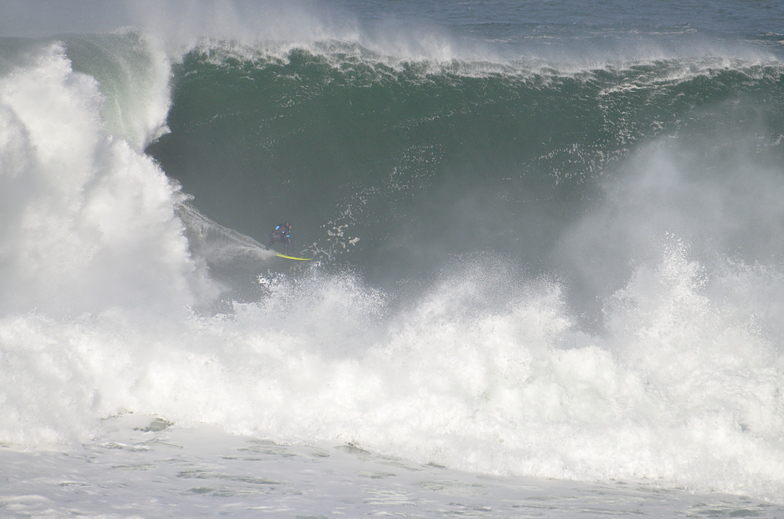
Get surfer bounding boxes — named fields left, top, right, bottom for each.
left=266, top=222, right=293, bottom=252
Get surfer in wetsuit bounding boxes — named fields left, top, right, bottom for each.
left=266, top=222, right=293, bottom=253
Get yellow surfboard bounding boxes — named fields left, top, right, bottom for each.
left=275, top=253, right=312, bottom=261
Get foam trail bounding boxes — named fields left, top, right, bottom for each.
left=176, top=201, right=275, bottom=264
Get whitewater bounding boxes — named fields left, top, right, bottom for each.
left=2, top=1, right=784, bottom=517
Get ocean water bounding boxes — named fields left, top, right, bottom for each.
left=2, top=1, right=784, bottom=517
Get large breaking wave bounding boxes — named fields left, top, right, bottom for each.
left=1, top=25, right=783, bottom=502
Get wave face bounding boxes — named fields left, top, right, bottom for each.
left=2, top=1, right=784, bottom=503
left=150, top=41, right=784, bottom=316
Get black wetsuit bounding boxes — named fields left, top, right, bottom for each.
left=267, top=224, right=292, bottom=252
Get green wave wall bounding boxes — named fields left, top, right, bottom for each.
left=148, top=42, right=784, bottom=301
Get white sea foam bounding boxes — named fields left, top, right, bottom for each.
left=2, top=241, right=783, bottom=501
left=0, top=40, right=212, bottom=317
left=1, top=26, right=783, bottom=511
left=4, top=413, right=780, bottom=518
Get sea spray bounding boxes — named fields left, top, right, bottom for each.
left=600, top=243, right=784, bottom=496
left=0, top=39, right=213, bottom=316
left=2, top=242, right=783, bottom=499
left=1, top=3, right=784, bottom=508
left=65, top=31, right=173, bottom=151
